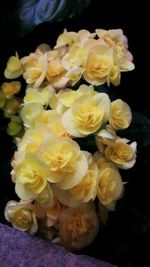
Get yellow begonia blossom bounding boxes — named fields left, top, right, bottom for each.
left=4, top=53, right=22, bottom=79
left=24, top=86, right=55, bottom=106
left=11, top=126, right=53, bottom=176
left=62, top=43, right=87, bottom=70
left=70, top=152, right=99, bottom=202
left=105, top=140, right=137, bottom=169
left=35, top=110, right=69, bottom=137
left=41, top=137, right=88, bottom=189
left=58, top=202, right=99, bottom=250
left=46, top=58, right=66, bottom=87
left=36, top=183, right=53, bottom=208
left=21, top=51, right=47, bottom=88
left=14, top=154, right=49, bottom=201
left=96, top=29, right=135, bottom=72
left=83, top=45, right=120, bottom=86
left=77, top=30, right=96, bottom=45
left=97, top=166, right=123, bottom=205
left=52, top=153, right=99, bottom=206
left=62, top=93, right=110, bottom=137
left=94, top=152, right=117, bottom=171
left=20, top=102, right=43, bottom=128
left=4, top=200, right=38, bottom=234
left=55, top=29, right=78, bottom=48
left=96, top=127, right=117, bottom=153
left=109, top=99, right=132, bottom=130
left=62, top=44, right=87, bottom=86
left=51, top=84, right=96, bottom=114
left=1, top=81, right=21, bottom=99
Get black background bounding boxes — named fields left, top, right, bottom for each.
left=0, top=1, right=149, bottom=267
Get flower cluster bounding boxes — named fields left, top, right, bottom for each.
left=3, top=29, right=136, bottom=250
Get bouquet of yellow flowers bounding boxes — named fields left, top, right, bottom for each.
left=1, top=28, right=136, bottom=250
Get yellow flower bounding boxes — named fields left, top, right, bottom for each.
left=96, top=127, right=117, bottom=153
left=46, top=58, right=66, bottom=87
left=105, top=140, right=137, bottom=169
left=14, top=154, right=49, bottom=201
left=58, top=203, right=99, bottom=250
left=62, top=43, right=87, bottom=70
left=55, top=29, right=77, bottom=48
left=52, top=84, right=96, bottom=114
left=4, top=200, right=38, bottom=234
left=94, top=152, right=116, bottom=170
left=83, top=45, right=120, bottom=86
left=52, top=153, right=99, bottom=206
left=11, top=126, right=53, bottom=176
left=21, top=51, right=47, bottom=87
left=35, top=110, right=69, bottom=137
left=97, top=166, right=123, bottom=205
left=41, top=137, right=88, bottom=189
left=24, top=85, right=55, bottom=106
left=4, top=53, right=22, bottom=79
left=20, top=103, right=43, bottom=128
left=70, top=152, right=99, bottom=202
left=36, top=183, right=53, bottom=208
left=96, top=29, right=135, bottom=72
left=62, top=93, right=110, bottom=137
left=1, top=81, right=21, bottom=99
left=109, top=99, right=132, bottom=130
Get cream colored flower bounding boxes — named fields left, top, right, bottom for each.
left=52, top=153, right=99, bottom=206
left=70, top=152, right=99, bottom=202
left=24, top=85, right=55, bottom=106
left=14, top=154, right=49, bottom=201
left=1, top=81, right=21, bottom=99
left=109, top=99, right=132, bottom=130
left=21, top=51, right=47, bottom=87
left=52, top=84, right=96, bottom=114
left=97, top=166, right=123, bottom=205
left=11, top=126, right=53, bottom=177
left=4, top=53, right=22, bottom=79
left=4, top=200, right=38, bottom=234
left=96, top=29, right=135, bottom=72
left=83, top=44, right=120, bottom=86
left=35, top=110, right=69, bottom=137
left=61, top=43, right=87, bottom=86
left=96, top=127, right=117, bottom=153
left=62, top=43, right=87, bottom=70
left=94, top=151, right=116, bottom=170
left=62, top=93, right=110, bottom=137
left=20, top=103, right=43, bottom=128
left=46, top=58, right=66, bottom=87
left=41, top=137, right=88, bottom=189
left=58, top=202, right=99, bottom=250
left=36, top=183, right=53, bottom=207
left=55, top=29, right=77, bottom=48
left=105, top=140, right=137, bottom=169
